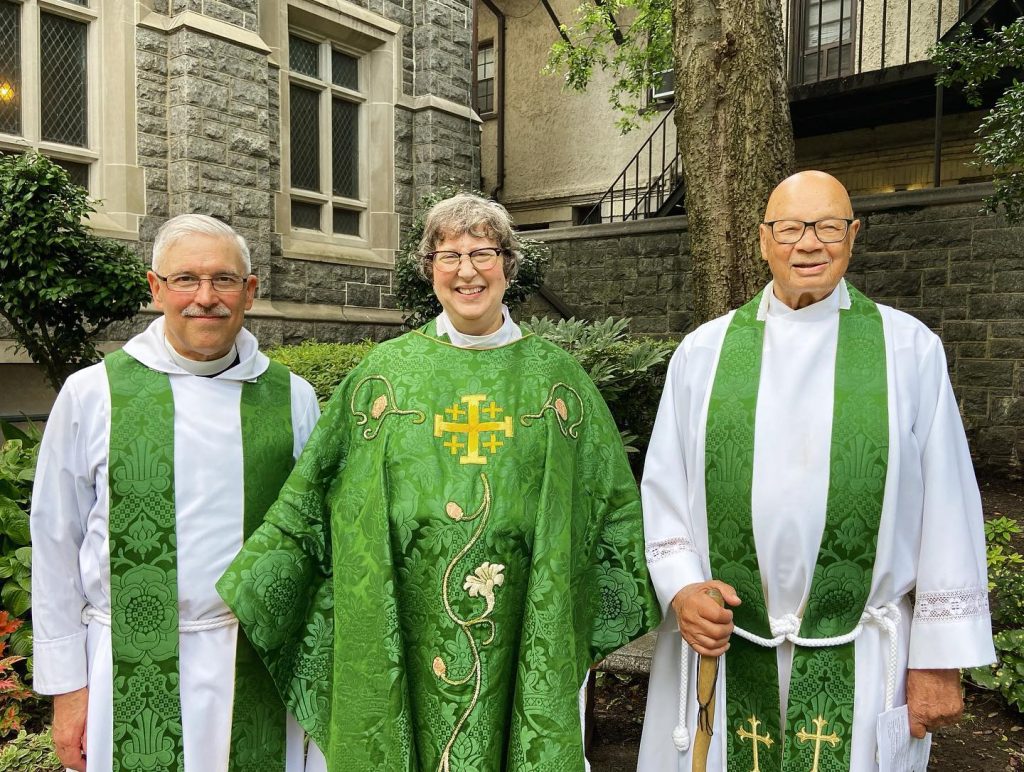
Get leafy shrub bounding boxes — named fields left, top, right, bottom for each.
left=266, top=341, right=376, bottom=403
left=981, top=516, right=1024, bottom=631
left=0, top=421, right=40, bottom=665
left=0, top=612, right=33, bottom=737
left=0, top=728, right=62, bottom=771
left=970, top=629, right=1024, bottom=714
left=0, top=152, right=149, bottom=390
left=522, top=317, right=676, bottom=465
left=393, top=187, right=549, bottom=328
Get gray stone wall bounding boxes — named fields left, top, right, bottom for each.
left=528, top=184, right=1024, bottom=474
left=125, top=0, right=480, bottom=347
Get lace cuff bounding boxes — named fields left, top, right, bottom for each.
left=645, top=536, right=697, bottom=565
left=913, top=588, right=990, bottom=622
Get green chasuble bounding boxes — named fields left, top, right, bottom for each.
left=105, top=350, right=294, bottom=772
left=217, top=325, right=661, bottom=771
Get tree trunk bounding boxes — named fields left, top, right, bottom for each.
left=673, top=0, right=794, bottom=325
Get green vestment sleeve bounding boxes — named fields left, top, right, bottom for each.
left=218, top=331, right=660, bottom=771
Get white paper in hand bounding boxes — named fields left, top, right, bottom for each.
left=876, top=705, right=932, bottom=772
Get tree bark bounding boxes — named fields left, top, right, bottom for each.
left=673, top=0, right=794, bottom=325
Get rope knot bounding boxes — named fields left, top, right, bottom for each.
left=769, top=613, right=801, bottom=639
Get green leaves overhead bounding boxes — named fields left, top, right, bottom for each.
left=933, top=20, right=1024, bottom=223
left=546, top=0, right=673, bottom=132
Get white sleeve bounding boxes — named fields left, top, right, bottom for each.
left=290, top=374, right=321, bottom=457
left=641, top=344, right=707, bottom=626
left=30, top=378, right=93, bottom=694
left=908, top=335, right=996, bottom=669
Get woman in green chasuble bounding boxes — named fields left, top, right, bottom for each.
left=218, top=194, right=660, bottom=771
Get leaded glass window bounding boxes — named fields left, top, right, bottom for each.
left=53, top=157, right=89, bottom=188
left=287, top=33, right=364, bottom=235
left=333, top=207, right=359, bottom=235
left=289, top=35, right=319, bottom=78
left=40, top=12, right=87, bottom=147
left=290, top=83, right=320, bottom=191
left=332, top=97, right=358, bottom=198
left=0, top=1, right=20, bottom=136
left=332, top=50, right=358, bottom=90
left=292, top=200, right=321, bottom=230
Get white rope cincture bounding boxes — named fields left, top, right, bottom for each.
left=81, top=606, right=239, bottom=633
left=672, top=603, right=902, bottom=752
left=672, top=645, right=691, bottom=750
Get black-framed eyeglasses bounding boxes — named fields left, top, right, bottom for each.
left=155, top=272, right=249, bottom=293
left=763, top=218, right=855, bottom=244
left=423, top=247, right=506, bottom=272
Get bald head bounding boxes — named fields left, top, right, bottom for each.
left=764, top=170, right=854, bottom=222
left=759, top=170, right=860, bottom=310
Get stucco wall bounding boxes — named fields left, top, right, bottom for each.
left=525, top=183, right=1024, bottom=472
left=477, top=0, right=678, bottom=226
left=479, top=0, right=984, bottom=226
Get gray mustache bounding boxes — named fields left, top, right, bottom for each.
left=181, top=305, right=231, bottom=318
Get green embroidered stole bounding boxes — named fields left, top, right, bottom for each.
left=105, top=350, right=294, bottom=772
left=705, top=286, right=888, bottom=772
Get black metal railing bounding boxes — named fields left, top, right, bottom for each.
left=582, top=105, right=683, bottom=224
left=786, top=0, right=967, bottom=86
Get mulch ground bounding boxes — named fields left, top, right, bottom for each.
left=588, top=473, right=1024, bottom=771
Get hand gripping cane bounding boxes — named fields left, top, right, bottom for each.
left=692, top=587, right=726, bottom=772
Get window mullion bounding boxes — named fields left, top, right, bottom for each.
left=319, top=42, right=332, bottom=233
left=21, top=0, right=39, bottom=142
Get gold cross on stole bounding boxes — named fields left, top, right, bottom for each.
left=795, top=716, right=840, bottom=772
left=434, top=394, right=514, bottom=464
left=736, top=716, right=773, bottom=772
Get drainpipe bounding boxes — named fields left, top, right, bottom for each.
left=480, top=0, right=505, bottom=199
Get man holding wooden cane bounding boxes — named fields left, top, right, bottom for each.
left=637, top=171, right=995, bottom=771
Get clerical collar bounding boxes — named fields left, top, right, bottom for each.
left=162, top=335, right=239, bottom=376
left=758, top=279, right=850, bottom=321
left=435, top=306, right=523, bottom=349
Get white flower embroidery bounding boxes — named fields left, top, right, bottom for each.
left=463, top=562, right=505, bottom=615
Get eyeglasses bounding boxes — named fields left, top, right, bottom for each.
left=155, top=272, right=249, bottom=293
left=763, top=218, right=855, bottom=244
left=424, top=247, right=505, bottom=272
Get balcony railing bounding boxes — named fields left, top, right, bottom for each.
left=786, top=0, right=968, bottom=85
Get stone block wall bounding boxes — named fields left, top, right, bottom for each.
left=529, top=184, right=1024, bottom=474
left=124, top=0, right=481, bottom=349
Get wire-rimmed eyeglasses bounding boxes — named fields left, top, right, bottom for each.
left=155, top=272, right=249, bottom=292
left=423, top=247, right=506, bottom=273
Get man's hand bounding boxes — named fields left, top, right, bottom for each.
left=906, top=668, right=963, bottom=739
left=53, top=687, right=88, bottom=771
left=670, top=580, right=742, bottom=656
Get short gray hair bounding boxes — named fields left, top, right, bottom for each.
left=417, top=193, right=521, bottom=281
left=152, top=214, right=251, bottom=274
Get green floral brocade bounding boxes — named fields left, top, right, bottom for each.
left=106, top=351, right=294, bottom=772
left=217, top=325, right=660, bottom=771
left=705, top=286, right=888, bottom=772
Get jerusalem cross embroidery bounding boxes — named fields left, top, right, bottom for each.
left=434, top=394, right=514, bottom=464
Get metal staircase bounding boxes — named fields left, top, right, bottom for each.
left=582, top=105, right=685, bottom=224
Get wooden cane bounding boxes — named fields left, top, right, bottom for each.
left=692, top=587, right=726, bottom=772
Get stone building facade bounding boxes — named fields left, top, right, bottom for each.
left=524, top=183, right=1024, bottom=472
left=0, top=0, right=482, bottom=412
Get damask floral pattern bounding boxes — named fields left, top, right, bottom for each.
left=219, top=327, right=661, bottom=770
left=107, top=352, right=294, bottom=772
left=705, top=288, right=888, bottom=772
